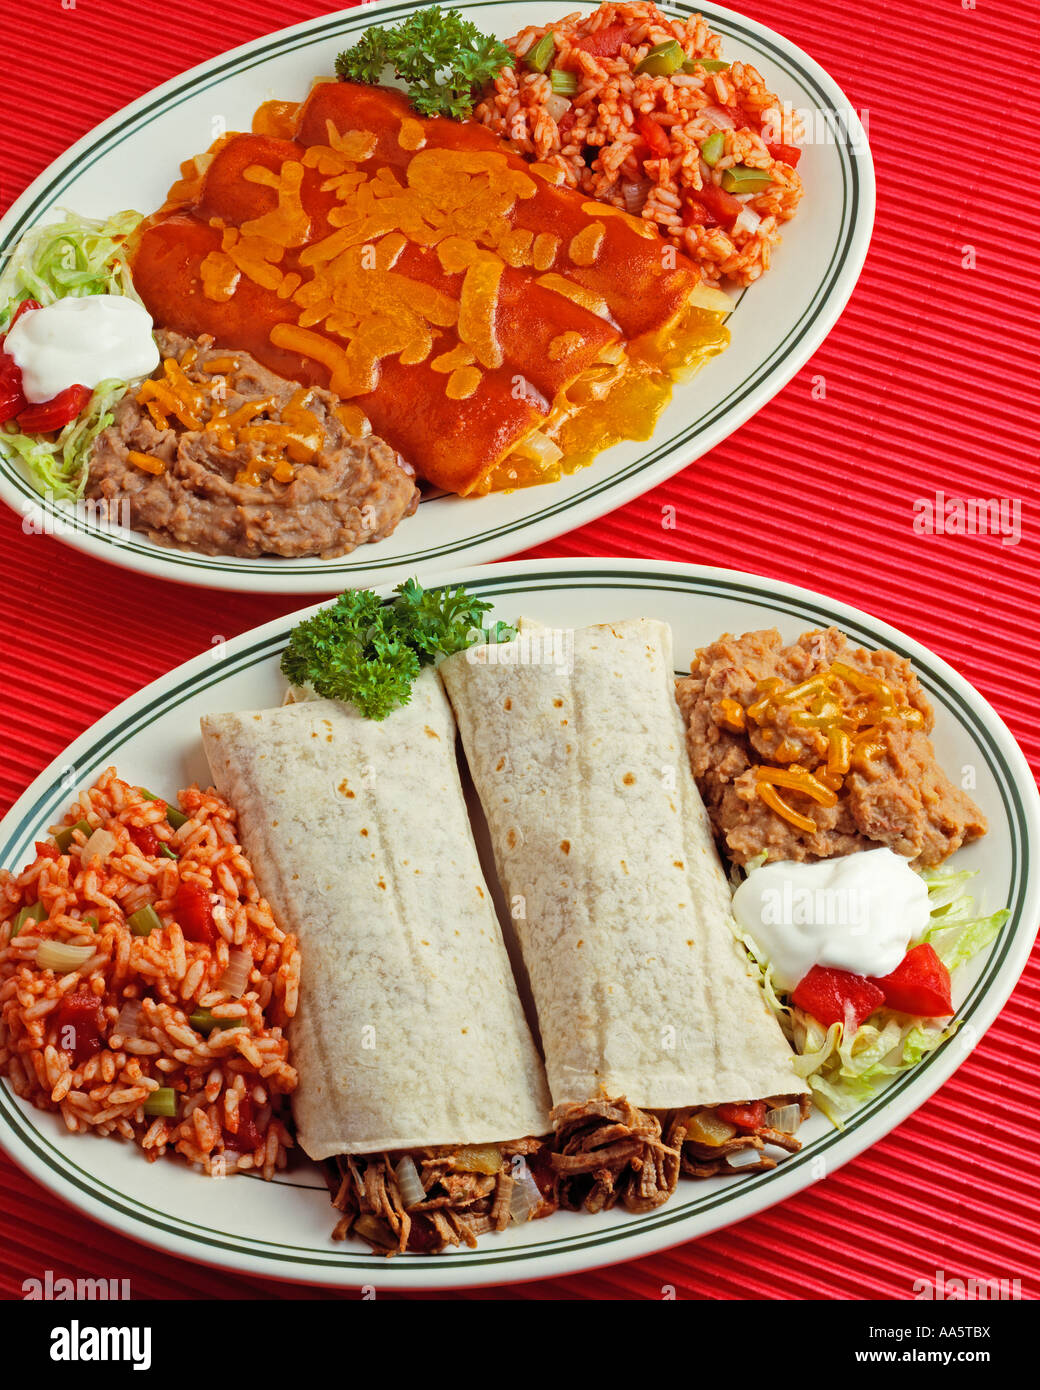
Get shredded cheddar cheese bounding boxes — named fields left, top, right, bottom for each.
left=735, top=663, right=928, bottom=833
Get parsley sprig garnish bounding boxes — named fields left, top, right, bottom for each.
left=334, top=5, right=514, bottom=120
left=280, top=580, right=514, bottom=719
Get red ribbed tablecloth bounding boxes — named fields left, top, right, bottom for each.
left=1, top=0, right=1038, bottom=1302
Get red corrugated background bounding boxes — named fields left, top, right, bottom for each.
left=1, top=0, right=1038, bottom=1301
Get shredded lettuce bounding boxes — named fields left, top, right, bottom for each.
left=0, top=210, right=144, bottom=501
left=743, top=866, right=1008, bottom=1127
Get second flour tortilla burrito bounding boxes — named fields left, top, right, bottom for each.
left=201, top=668, right=553, bottom=1254
left=440, top=618, right=807, bottom=1212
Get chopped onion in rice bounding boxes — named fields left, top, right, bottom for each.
left=80, top=828, right=117, bottom=864
left=394, top=1154, right=426, bottom=1210
left=621, top=180, right=651, bottom=215
left=218, top=948, right=252, bottom=998
left=508, top=1158, right=543, bottom=1224
left=726, top=1147, right=765, bottom=1169
left=764, top=1103, right=802, bottom=1134
left=113, top=999, right=144, bottom=1040
left=732, top=206, right=762, bottom=237
left=35, top=941, right=94, bottom=973
left=545, top=93, right=572, bottom=123
left=703, top=104, right=737, bottom=130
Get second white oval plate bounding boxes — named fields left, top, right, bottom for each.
left=0, top=1, right=873, bottom=593
left=0, top=558, right=1035, bottom=1290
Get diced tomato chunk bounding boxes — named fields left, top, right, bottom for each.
left=791, top=965, right=885, bottom=1029
left=16, top=383, right=91, bottom=434
left=128, top=823, right=162, bottom=857
left=767, top=140, right=802, bottom=166
left=682, top=199, right=719, bottom=228
left=690, top=179, right=744, bottom=229
left=0, top=354, right=26, bottom=423
left=572, top=23, right=631, bottom=58
left=716, top=1100, right=767, bottom=1132
left=8, top=299, right=41, bottom=329
left=35, top=840, right=60, bottom=861
left=55, top=992, right=104, bottom=1065
left=556, top=109, right=577, bottom=139
left=223, top=1094, right=262, bottom=1153
left=634, top=112, right=671, bottom=159
left=173, top=879, right=216, bottom=946
left=870, top=944, right=953, bottom=1017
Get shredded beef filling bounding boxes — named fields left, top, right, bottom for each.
left=323, top=1138, right=556, bottom=1255
left=665, top=1094, right=810, bottom=1177
left=550, top=1098, right=681, bottom=1214
left=324, top=1096, right=810, bottom=1251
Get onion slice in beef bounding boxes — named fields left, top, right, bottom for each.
left=764, top=1103, right=802, bottom=1133
left=508, top=1158, right=543, bottom=1224
left=394, top=1154, right=426, bottom=1210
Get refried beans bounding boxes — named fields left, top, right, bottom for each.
left=675, top=627, right=987, bottom=867
left=87, top=329, right=419, bottom=558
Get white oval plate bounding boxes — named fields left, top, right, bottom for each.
left=0, top=558, right=1036, bottom=1291
left=0, top=1, right=873, bottom=593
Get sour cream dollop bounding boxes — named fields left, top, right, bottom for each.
left=731, top=848, right=931, bottom=992
left=4, top=295, right=159, bottom=403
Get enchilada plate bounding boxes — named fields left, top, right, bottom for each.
left=0, top=1, right=873, bottom=594
left=0, top=558, right=1035, bottom=1290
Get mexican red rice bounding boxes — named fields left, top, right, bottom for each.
left=474, top=2, right=804, bottom=286
left=0, top=770, right=300, bottom=1178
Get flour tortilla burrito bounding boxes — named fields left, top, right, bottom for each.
left=200, top=669, right=551, bottom=1164
left=439, top=618, right=806, bottom=1207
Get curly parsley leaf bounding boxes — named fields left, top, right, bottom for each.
left=334, top=5, right=514, bottom=120
left=280, top=579, right=514, bottom=719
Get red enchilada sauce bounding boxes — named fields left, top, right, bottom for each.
left=131, top=82, right=729, bottom=495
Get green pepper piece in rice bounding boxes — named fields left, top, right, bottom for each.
left=12, top=901, right=46, bottom=936
left=157, top=842, right=179, bottom=861
left=139, top=787, right=189, bottom=830
left=128, top=904, right=162, bottom=937
left=54, top=819, right=93, bottom=853
left=721, top=164, right=774, bottom=194
left=700, top=131, right=726, bottom=167
left=189, top=1008, right=243, bottom=1035
left=636, top=40, right=684, bottom=76
left=143, top=1087, right=178, bottom=1118
left=526, top=32, right=555, bottom=72
left=683, top=57, right=730, bottom=73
